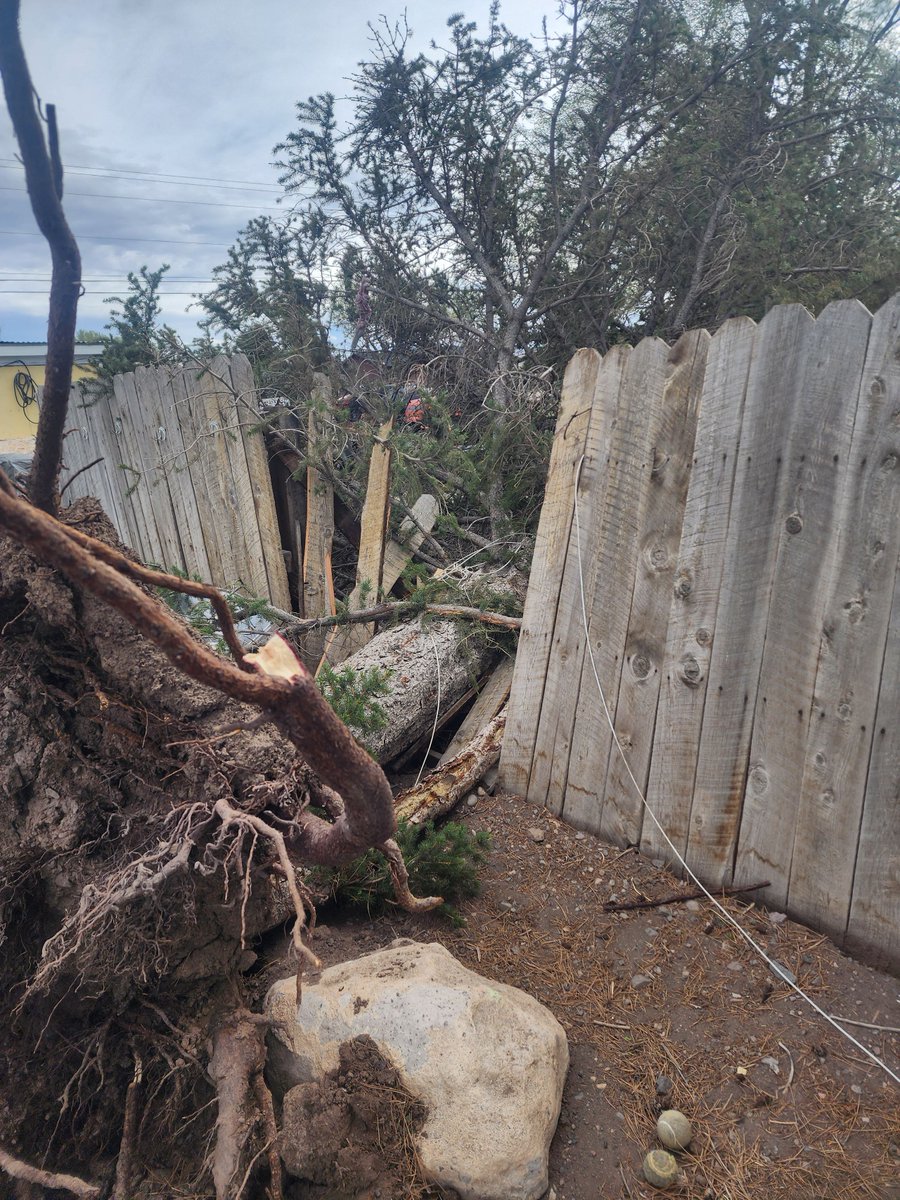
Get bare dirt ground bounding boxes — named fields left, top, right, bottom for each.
left=259, top=789, right=900, bottom=1200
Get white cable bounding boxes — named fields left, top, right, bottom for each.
left=572, top=455, right=899, bottom=1085
left=414, top=631, right=443, bottom=788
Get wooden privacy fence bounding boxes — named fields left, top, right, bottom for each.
left=500, top=295, right=900, bottom=970
left=59, top=355, right=291, bottom=609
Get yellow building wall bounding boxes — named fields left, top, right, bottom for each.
left=0, top=363, right=95, bottom=443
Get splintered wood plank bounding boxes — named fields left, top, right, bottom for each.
left=789, top=295, right=899, bottom=938
left=845, top=555, right=900, bottom=971
left=603, top=329, right=710, bottom=847
left=525, top=346, right=628, bottom=816
left=439, top=657, right=515, bottom=765
left=382, top=494, right=439, bottom=594
left=172, top=364, right=227, bottom=587
left=562, top=338, right=670, bottom=840
left=228, top=355, right=292, bottom=609
left=321, top=418, right=393, bottom=666
left=151, top=366, right=211, bottom=582
left=303, top=380, right=336, bottom=665
left=498, top=348, right=601, bottom=796
left=642, top=318, right=756, bottom=865
left=734, top=301, right=872, bottom=908
left=132, top=365, right=187, bottom=574
left=685, top=304, right=815, bottom=888
left=112, top=372, right=161, bottom=565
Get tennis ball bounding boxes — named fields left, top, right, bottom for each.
left=657, top=1108, right=693, bottom=1150
left=643, top=1148, right=679, bottom=1189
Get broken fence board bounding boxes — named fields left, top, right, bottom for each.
left=320, top=417, right=393, bottom=667
left=382, top=494, right=439, bottom=594
left=438, top=656, right=515, bottom=765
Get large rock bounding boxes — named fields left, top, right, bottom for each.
left=266, top=940, right=568, bottom=1200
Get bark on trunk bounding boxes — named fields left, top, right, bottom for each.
left=394, top=708, right=506, bottom=825
left=341, top=617, right=498, bottom=764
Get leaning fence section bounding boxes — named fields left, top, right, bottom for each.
left=500, top=295, right=900, bottom=970
left=59, top=354, right=291, bottom=609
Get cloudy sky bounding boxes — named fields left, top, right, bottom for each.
left=1, top=0, right=559, bottom=344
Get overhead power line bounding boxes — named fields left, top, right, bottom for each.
left=0, top=228, right=231, bottom=246
left=0, top=183, right=285, bottom=213
left=0, top=157, right=285, bottom=189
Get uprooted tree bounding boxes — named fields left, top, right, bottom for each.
left=0, top=4, right=439, bottom=1195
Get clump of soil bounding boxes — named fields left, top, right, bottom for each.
left=280, top=1034, right=442, bottom=1200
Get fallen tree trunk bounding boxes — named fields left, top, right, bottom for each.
left=340, top=617, right=499, bottom=764
left=394, top=708, right=507, bottom=826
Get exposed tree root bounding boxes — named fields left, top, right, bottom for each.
left=209, top=1009, right=282, bottom=1200
left=0, top=1144, right=99, bottom=1197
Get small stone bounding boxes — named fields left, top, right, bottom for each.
left=655, top=1074, right=673, bottom=1097
left=643, top=1148, right=679, bottom=1189
left=850, top=1084, right=862, bottom=1095
left=528, top=827, right=546, bottom=843
left=466, top=795, right=478, bottom=808
left=657, top=1109, right=692, bottom=1151
left=631, top=974, right=652, bottom=989
left=477, top=786, right=487, bottom=796
left=769, top=960, right=797, bottom=986
left=727, top=960, right=743, bottom=972
left=575, top=831, right=586, bottom=840
left=769, top=911, right=787, bottom=924
left=685, top=900, right=701, bottom=912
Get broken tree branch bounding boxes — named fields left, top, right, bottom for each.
left=394, top=709, right=507, bottom=826
left=0, top=0, right=81, bottom=514
left=278, top=599, right=522, bottom=635
left=603, top=880, right=771, bottom=913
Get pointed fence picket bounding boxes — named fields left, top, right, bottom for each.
left=58, top=354, right=291, bottom=609
left=500, top=296, right=900, bottom=971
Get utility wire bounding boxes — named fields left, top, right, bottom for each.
left=0, top=228, right=231, bottom=246
left=0, top=157, right=284, bottom=190
left=0, top=183, right=286, bottom=212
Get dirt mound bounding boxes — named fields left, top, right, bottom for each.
left=279, top=1034, right=447, bottom=1200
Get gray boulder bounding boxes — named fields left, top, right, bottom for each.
left=266, top=939, right=568, bottom=1200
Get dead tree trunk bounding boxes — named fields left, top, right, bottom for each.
left=339, top=616, right=499, bottom=764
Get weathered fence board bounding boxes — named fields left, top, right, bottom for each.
left=525, top=345, right=625, bottom=817
left=602, top=330, right=709, bottom=847
left=642, top=318, right=756, bottom=863
left=501, top=296, right=900, bottom=968
left=686, top=304, right=815, bottom=887
left=734, top=301, right=872, bottom=907
left=58, top=355, right=290, bottom=608
left=563, top=338, right=670, bottom=839
left=502, top=348, right=600, bottom=796
left=790, top=293, right=900, bottom=950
